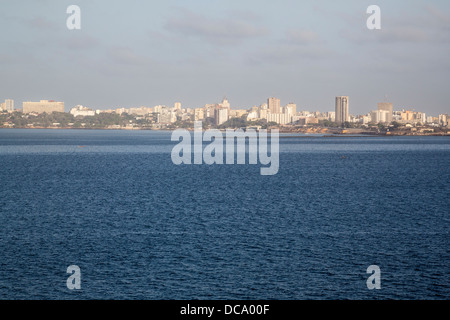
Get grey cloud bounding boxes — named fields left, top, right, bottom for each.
left=369, top=24, right=449, bottom=45
left=247, top=44, right=333, bottom=66
left=107, top=46, right=149, bottom=66
left=0, top=54, right=17, bottom=64
left=285, top=29, right=320, bottom=45
left=224, top=9, right=262, bottom=22
left=379, top=26, right=428, bottom=44
left=165, top=9, right=268, bottom=44
left=248, top=29, right=329, bottom=66
left=426, top=5, right=450, bottom=24
left=0, top=46, right=38, bottom=66
left=65, top=35, right=100, bottom=50
left=343, top=25, right=432, bottom=45
left=26, top=16, right=56, bottom=29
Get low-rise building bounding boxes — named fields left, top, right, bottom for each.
left=23, top=100, right=64, bottom=114
left=70, top=105, right=95, bottom=117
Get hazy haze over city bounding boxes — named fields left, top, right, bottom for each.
left=1, top=0, right=449, bottom=114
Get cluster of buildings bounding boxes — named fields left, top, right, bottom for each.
left=1, top=97, right=449, bottom=128
left=192, top=98, right=247, bottom=125
left=1, top=99, right=65, bottom=114
left=247, top=98, right=330, bottom=125
left=0, top=99, right=15, bottom=112
left=99, top=97, right=248, bottom=126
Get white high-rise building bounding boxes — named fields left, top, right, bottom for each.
left=267, top=113, right=292, bottom=125
left=220, top=97, right=230, bottom=109
left=247, top=111, right=259, bottom=121
left=439, top=114, right=448, bottom=127
left=4, top=99, right=14, bottom=112
left=157, top=107, right=177, bottom=124
left=285, top=103, right=297, bottom=116
left=377, top=103, right=393, bottom=124
left=194, top=108, right=204, bottom=121
left=259, top=109, right=268, bottom=120
left=370, top=110, right=390, bottom=124
left=215, top=107, right=229, bottom=125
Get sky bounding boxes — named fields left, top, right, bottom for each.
left=1, top=0, right=449, bottom=115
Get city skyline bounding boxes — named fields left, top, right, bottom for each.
left=1, top=94, right=448, bottom=118
left=1, top=1, right=449, bottom=115
left=2, top=95, right=448, bottom=129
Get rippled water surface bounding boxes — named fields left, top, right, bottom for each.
left=0, top=129, right=448, bottom=299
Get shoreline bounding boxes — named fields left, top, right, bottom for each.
left=0, top=127, right=449, bottom=137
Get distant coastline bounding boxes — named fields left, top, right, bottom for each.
left=1, top=126, right=449, bottom=136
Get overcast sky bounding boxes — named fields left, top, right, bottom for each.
left=1, top=0, right=449, bottom=115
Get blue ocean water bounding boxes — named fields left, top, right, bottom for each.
left=0, top=129, right=448, bottom=300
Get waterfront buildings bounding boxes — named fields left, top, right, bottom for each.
left=285, top=103, right=297, bottom=116
left=439, top=114, right=449, bottom=127
left=70, top=105, right=95, bottom=117
left=156, top=106, right=177, bottom=124
left=1, top=99, right=14, bottom=112
left=220, top=97, right=230, bottom=110
left=371, top=110, right=391, bottom=124
left=3, top=95, right=447, bottom=129
left=377, top=103, right=393, bottom=124
left=393, top=110, right=427, bottom=124
left=266, top=112, right=292, bottom=125
left=23, top=100, right=64, bottom=114
left=194, top=108, right=205, bottom=121
left=215, top=107, right=229, bottom=126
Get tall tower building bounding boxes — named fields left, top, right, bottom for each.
left=377, top=103, right=393, bottom=124
left=268, top=97, right=281, bottom=114
left=439, top=114, right=448, bottom=127
left=215, top=107, right=229, bottom=125
left=174, top=102, right=181, bottom=111
left=335, top=96, right=349, bottom=124
left=220, top=97, right=230, bottom=109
